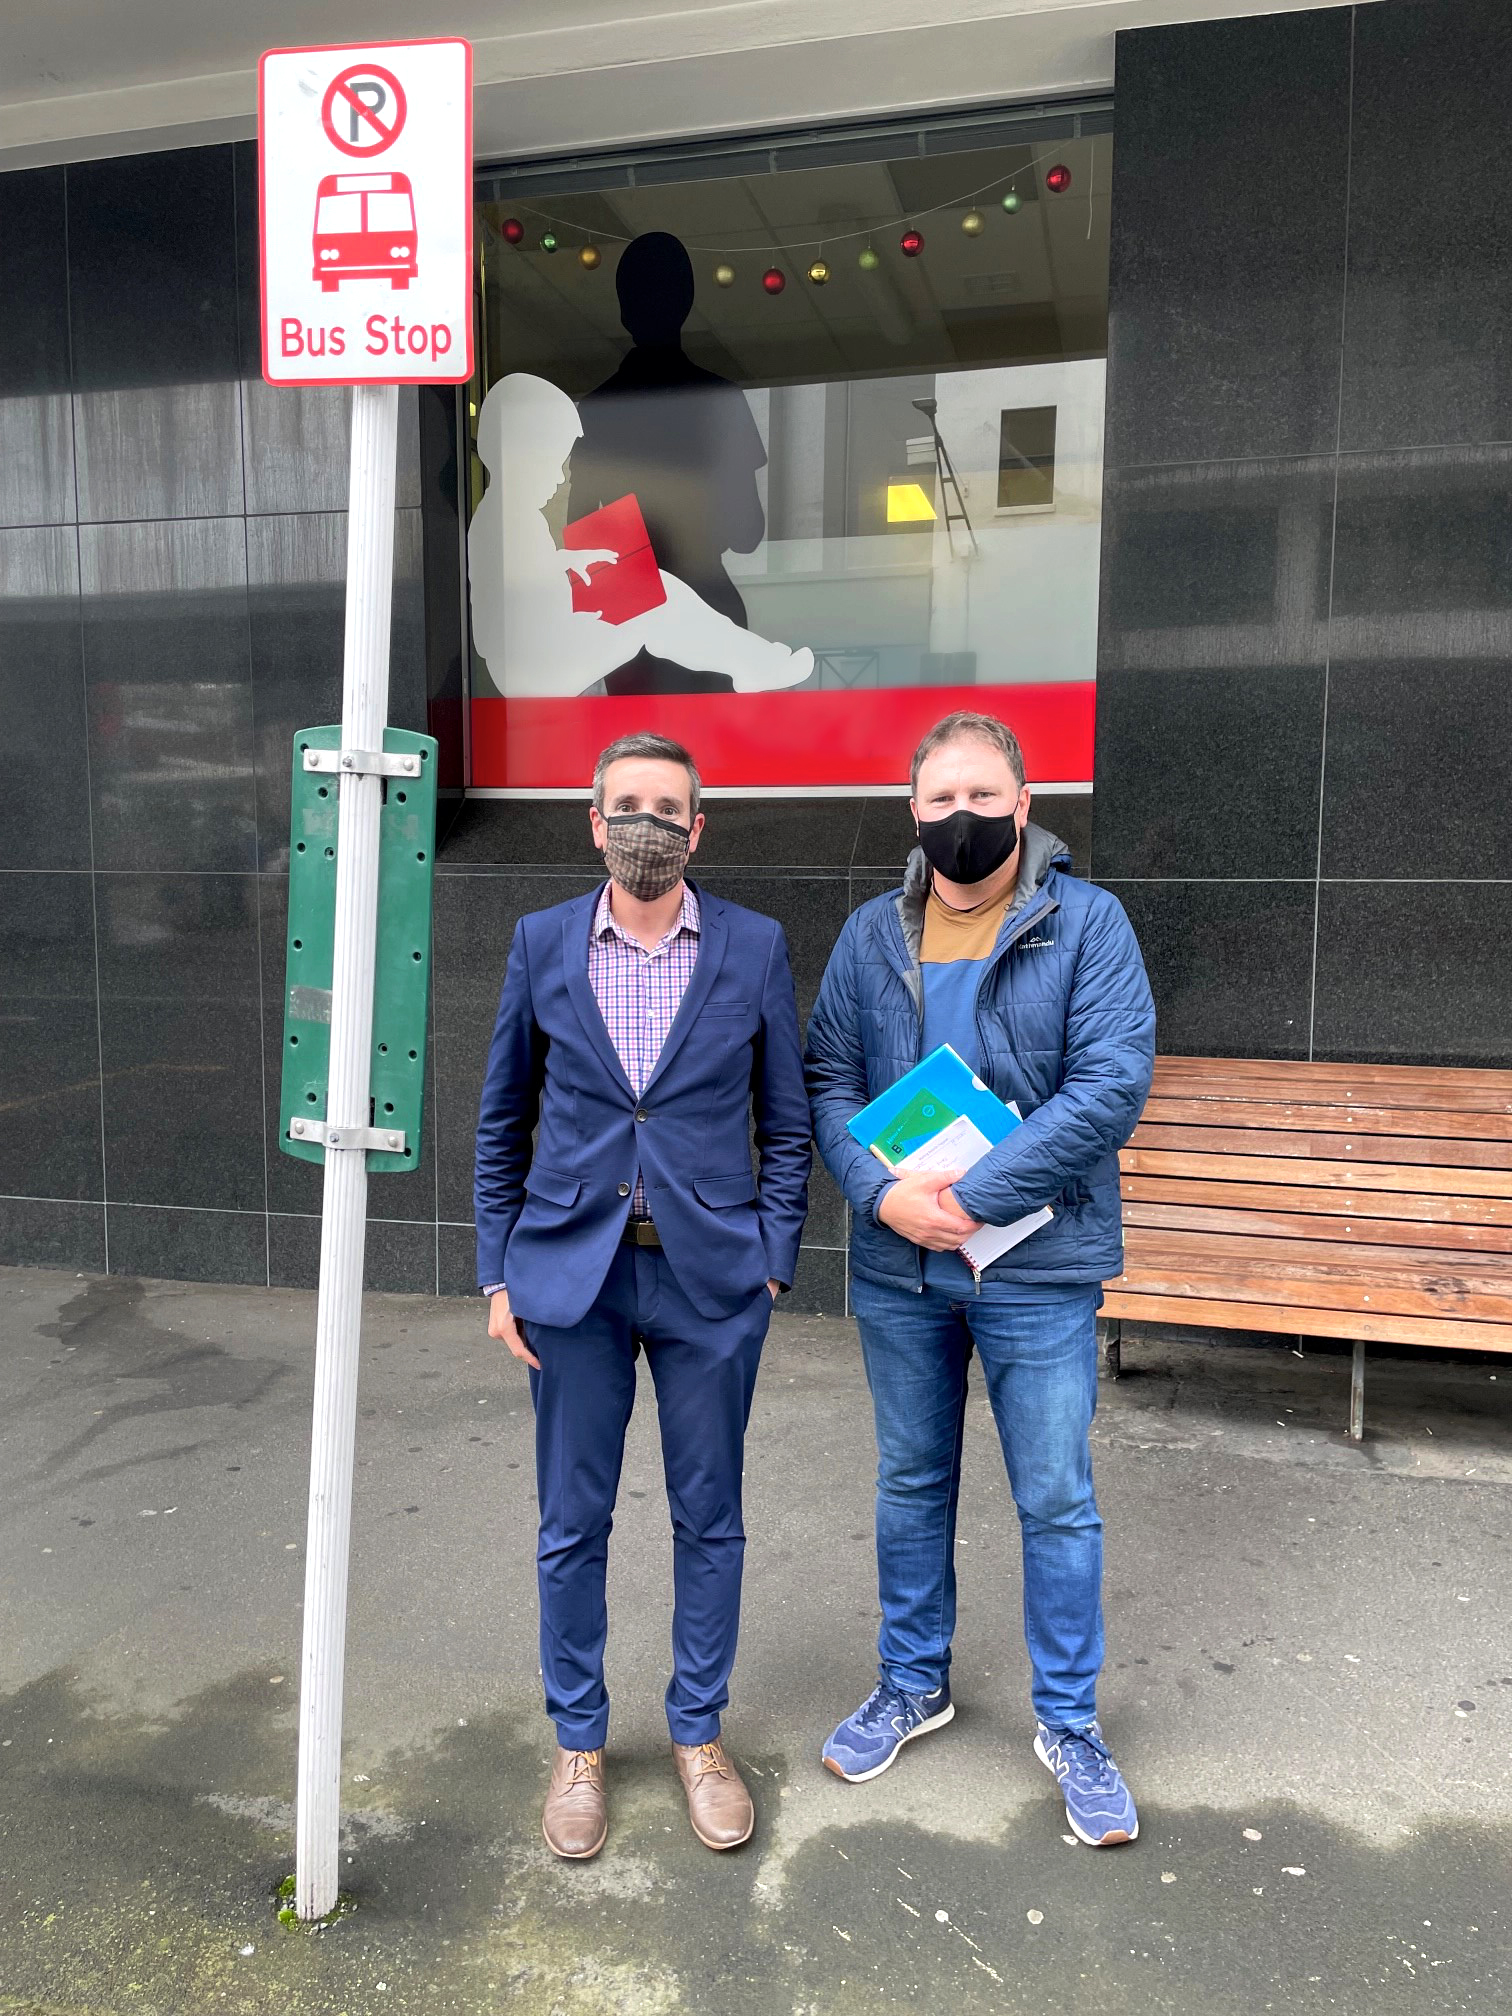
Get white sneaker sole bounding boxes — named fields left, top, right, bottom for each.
left=823, top=1702, right=956, bottom=1783
left=1033, top=1732, right=1138, bottom=1846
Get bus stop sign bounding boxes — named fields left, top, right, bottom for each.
left=258, top=38, right=473, bottom=387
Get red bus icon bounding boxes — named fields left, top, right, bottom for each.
left=312, top=171, right=418, bottom=291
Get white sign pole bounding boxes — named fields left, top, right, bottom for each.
left=296, top=380, right=399, bottom=1922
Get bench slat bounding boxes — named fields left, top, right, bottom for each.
left=1128, top=1123, right=1512, bottom=1170
left=1098, top=1290, right=1512, bottom=1353
left=1120, top=1174, right=1512, bottom=1226
left=1121, top=1148, right=1512, bottom=1198
left=1146, top=1078, right=1512, bottom=1116
left=1121, top=1199, right=1512, bottom=1254
left=1110, top=1258, right=1512, bottom=1324
left=1140, top=1097, right=1512, bottom=1141
left=1149, top=1057, right=1512, bottom=1095
left=1121, top=1227, right=1512, bottom=1297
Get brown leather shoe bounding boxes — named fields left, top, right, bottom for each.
left=542, top=1746, right=607, bottom=1860
left=672, top=1738, right=754, bottom=1850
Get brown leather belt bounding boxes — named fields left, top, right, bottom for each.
left=622, top=1219, right=662, bottom=1248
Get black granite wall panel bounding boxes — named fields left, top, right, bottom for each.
left=1095, top=0, right=1512, bottom=1072
left=0, top=139, right=437, bottom=1291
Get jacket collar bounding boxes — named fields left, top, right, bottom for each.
left=895, top=822, right=1072, bottom=1003
left=895, top=820, right=1069, bottom=963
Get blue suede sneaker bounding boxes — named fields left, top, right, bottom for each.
left=1034, top=1720, right=1139, bottom=1846
left=822, top=1680, right=955, bottom=1783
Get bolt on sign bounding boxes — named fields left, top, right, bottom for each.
left=258, top=38, right=473, bottom=385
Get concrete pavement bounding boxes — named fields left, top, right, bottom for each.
left=2, top=1265, right=1510, bottom=2014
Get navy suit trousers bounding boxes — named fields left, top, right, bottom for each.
left=525, top=1243, right=771, bottom=1748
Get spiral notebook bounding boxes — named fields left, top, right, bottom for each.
left=848, top=1043, right=1052, bottom=1273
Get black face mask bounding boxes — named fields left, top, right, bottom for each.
left=915, top=807, right=1021, bottom=886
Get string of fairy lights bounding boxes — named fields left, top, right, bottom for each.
left=482, top=145, right=1086, bottom=294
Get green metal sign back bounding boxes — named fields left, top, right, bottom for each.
left=278, top=725, right=437, bottom=1174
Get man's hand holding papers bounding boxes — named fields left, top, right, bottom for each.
left=877, top=1168, right=983, bottom=1251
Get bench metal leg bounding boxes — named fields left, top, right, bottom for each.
left=1349, top=1338, right=1366, bottom=1442
left=1100, top=1317, right=1122, bottom=1381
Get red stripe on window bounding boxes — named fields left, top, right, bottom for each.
left=469, top=683, right=1095, bottom=790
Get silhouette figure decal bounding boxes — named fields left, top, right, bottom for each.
left=469, top=370, right=813, bottom=699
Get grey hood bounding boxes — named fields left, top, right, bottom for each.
left=895, top=820, right=1072, bottom=970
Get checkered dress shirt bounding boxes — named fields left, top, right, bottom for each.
left=590, top=881, right=702, bottom=1216
left=482, top=884, right=701, bottom=1293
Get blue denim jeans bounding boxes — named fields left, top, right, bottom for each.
left=849, top=1273, right=1104, bottom=1730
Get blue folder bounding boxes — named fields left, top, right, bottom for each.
left=847, top=1044, right=1020, bottom=1169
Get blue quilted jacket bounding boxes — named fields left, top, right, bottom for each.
left=805, top=824, right=1156, bottom=1291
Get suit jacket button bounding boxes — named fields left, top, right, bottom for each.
left=635, top=1109, right=648, bottom=1123
left=617, top=1182, right=631, bottom=1197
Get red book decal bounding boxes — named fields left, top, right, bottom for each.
left=562, top=494, right=668, bottom=625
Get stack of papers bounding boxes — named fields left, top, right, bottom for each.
left=848, top=1044, right=1052, bottom=1274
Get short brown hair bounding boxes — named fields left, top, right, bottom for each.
left=592, top=733, right=701, bottom=817
left=910, top=710, right=1025, bottom=794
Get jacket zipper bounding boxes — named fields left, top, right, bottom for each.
left=884, top=885, right=1061, bottom=1296
left=958, top=895, right=1059, bottom=1293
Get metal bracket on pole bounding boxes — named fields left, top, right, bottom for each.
left=302, top=746, right=424, bottom=779
left=288, top=1115, right=408, bottom=1155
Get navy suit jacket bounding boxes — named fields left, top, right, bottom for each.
left=475, top=882, right=812, bottom=1327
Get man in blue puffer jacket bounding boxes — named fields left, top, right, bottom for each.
left=805, top=710, right=1155, bottom=1847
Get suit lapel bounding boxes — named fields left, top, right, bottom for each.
left=643, top=886, right=729, bottom=1097
left=562, top=895, right=637, bottom=1097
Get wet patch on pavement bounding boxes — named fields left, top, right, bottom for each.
left=2, top=1664, right=1509, bottom=2015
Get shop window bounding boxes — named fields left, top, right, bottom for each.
left=998, top=405, right=1057, bottom=512
left=465, top=107, right=1111, bottom=793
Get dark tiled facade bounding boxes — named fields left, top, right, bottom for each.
left=6, top=0, right=1505, bottom=1312
left=1095, top=0, right=1512, bottom=1067
left=0, top=127, right=1090, bottom=1315
left=0, top=143, right=459, bottom=1291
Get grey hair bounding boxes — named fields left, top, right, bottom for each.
left=910, top=710, right=1025, bottom=794
left=592, top=733, right=702, bottom=818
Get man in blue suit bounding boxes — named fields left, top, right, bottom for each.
left=475, top=732, right=810, bottom=1861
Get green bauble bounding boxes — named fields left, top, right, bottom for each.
left=858, top=246, right=881, bottom=271
left=540, top=231, right=558, bottom=253
left=1001, top=190, right=1021, bottom=215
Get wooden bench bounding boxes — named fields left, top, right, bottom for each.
left=1100, top=1055, right=1512, bottom=1438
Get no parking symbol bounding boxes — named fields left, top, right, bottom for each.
left=321, top=63, right=408, bottom=157
left=258, top=37, right=473, bottom=386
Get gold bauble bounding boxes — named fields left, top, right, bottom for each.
left=714, top=262, right=736, bottom=287
left=579, top=244, right=602, bottom=270
left=807, top=258, right=831, bottom=285
left=961, top=210, right=985, bottom=236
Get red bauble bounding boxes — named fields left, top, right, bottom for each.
left=762, top=266, right=786, bottom=294
left=502, top=217, right=525, bottom=244
left=1045, top=164, right=1072, bottom=194
left=900, top=228, right=925, bottom=257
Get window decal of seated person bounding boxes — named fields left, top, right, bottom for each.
left=469, top=372, right=813, bottom=701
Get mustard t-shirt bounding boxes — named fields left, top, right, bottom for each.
left=918, top=882, right=1016, bottom=1289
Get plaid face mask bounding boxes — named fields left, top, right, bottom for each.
left=602, top=812, right=691, bottom=901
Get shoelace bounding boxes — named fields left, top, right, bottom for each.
left=853, top=1684, right=907, bottom=1733
left=567, top=1749, right=602, bottom=1786
left=693, top=1742, right=730, bottom=1781
left=1054, top=1728, right=1116, bottom=1791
